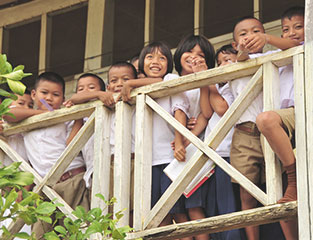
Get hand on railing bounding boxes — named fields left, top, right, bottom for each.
left=119, top=81, right=133, bottom=102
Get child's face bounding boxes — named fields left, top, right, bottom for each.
left=77, top=76, right=101, bottom=93
left=217, top=52, right=237, bottom=66
left=282, top=15, right=304, bottom=43
left=11, top=94, right=33, bottom=109
left=143, top=49, right=168, bottom=78
left=180, top=44, right=205, bottom=76
left=31, top=80, right=64, bottom=110
left=233, top=18, right=265, bottom=52
left=107, top=66, right=135, bottom=93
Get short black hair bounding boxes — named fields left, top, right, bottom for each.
left=281, top=6, right=304, bottom=20
left=130, top=55, right=139, bottom=64
left=138, top=41, right=173, bottom=77
left=35, top=72, right=65, bottom=94
left=174, top=34, right=215, bottom=75
left=108, top=61, right=138, bottom=80
left=78, top=73, right=106, bottom=91
left=232, top=16, right=264, bottom=40
left=215, top=44, right=238, bottom=64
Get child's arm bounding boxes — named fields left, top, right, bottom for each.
left=120, top=77, right=163, bottom=101
left=66, top=119, right=84, bottom=145
left=3, top=108, right=45, bottom=123
left=200, top=86, right=213, bottom=119
left=174, top=109, right=187, bottom=162
left=209, top=85, right=229, bottom=117
left=63, top=91, right=115, bottom=107
left=183, top=113, right=208, bottom=147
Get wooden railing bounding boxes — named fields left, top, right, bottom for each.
left=0, top=44, right=307, bottom=239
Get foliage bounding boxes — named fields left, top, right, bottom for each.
left=0, top=53, right=31, bottom=120
left=44, top=195, right=133, bottom=240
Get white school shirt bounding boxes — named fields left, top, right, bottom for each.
left=152, top=73, right=190, bottom=166
left=185, top=88, right=201, bottom=118
left=205, top=83, right=234, bottom=157
left=279, top=64, right=294, bottom=108
left=23, top=122, right=85, bottom=178
left=229, top=50, right=279, bottom=124
left=3, top=134, right=29, bottom=166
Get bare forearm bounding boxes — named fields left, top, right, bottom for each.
left=3, top=108, right=45, bottom=122
left=209, top=85, right=228, bottom=116
left=66, top=119, right=83, bottom=145
left=200, top=86, right=213, bottom=119
left=174, top=109, right=187, bottom=145
left=127, top=77, right=163, bottom=88
left=266, top=34, right=300, bottom=50
left=190, top=113, right=208, bottom=137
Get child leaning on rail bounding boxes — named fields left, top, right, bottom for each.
left=121, top=42, right=191, bottom=230
left=255, top=6, right=304, bottom=240
left=172, top=34, right=215, bottom=240
left=229, top=15, right=301, bottom=240
left=201, top=44, right=245, bottom=240
left=4, top=72, right=90, bottom=239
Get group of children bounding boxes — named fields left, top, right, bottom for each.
left=0, top=5, right=304, bottom=240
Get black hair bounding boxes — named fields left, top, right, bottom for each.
left=215, top=44, right=238, bottom=64
left=78, top=73, right=106, bottom=91
left=35, top=72, right=65, bottom=95
left=281, top=6, right=304, bottom=20
left=138, top=41, right=173, bottom=77
left=174, top=34, right=215, bottom=75
left=130, top=55, right=139, bottom=64
left=232, top=16, right=265, bottom=40
left=108, top=61, right=138, bottom=80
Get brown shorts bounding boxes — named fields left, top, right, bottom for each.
left=230, top=122, right=265, bottom=184
left=274, top=107, right=295, bottom=147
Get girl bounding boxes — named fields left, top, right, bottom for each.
left=122, top=42, right=191, bottom=232
left=173, top=34, right=215, bottom=240
left=203, top=44, right=244, bottom=240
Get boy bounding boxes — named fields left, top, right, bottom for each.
left=6, top=72, right=89, bottom=239
left=255, top=6, right=304, bottom=240
left=230, top=15, right=301, bottom=240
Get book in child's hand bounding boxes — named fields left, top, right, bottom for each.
left=164, top=144, right=215, bottom=198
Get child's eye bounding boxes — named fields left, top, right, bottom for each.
left=239, top=32, right=246, bottom=36
left=146, top=54, right=153, bottom=59
left=282, top=28, right=289, bottom=33
left=295, top=24, right=303, bottom=29
left=53, top=93, right=60, bottom=97
left=253, top=29, right=261, bottom=33
left=160, top=56, right=167, bottom=61
left=28, top=103, right=34, bottom=108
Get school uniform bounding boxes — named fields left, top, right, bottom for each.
left=0, top=134, right=32, bottom=238
left=151, top=73, right=190, bottom=213
left=184, top=88, right=208, bottom=209
left=23, top=122, right=89, bottom=239
left=205, top=83, right=244, bottom=240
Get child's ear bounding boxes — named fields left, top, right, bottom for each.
left=232, top=41, right=238, bottom=51
left=31, top=89, right=36, bottom=101
left=106, top=85, right=111, bottom=91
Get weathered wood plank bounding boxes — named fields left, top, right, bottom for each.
left=128, top=46, right=303, bottom=103
left=0, top=27, right=3, bottom=53
left=304, top=41, right=313, bottom=237
left=91, top=106, right=112, bottom=211
left=144, top=90, right=267, bottom=228
left=114, top=102, right=134, bottom=227
left=34, top=113, right=95, bottom=191
left=0, top=0, right=88, bottom=27
left=144, top=0, right=154, bottom=45
left=133, top=94, right=153, bottom=230
left=3, top=100, right=101, bottom=136
left=127, top=201, right=297, bottom=240
left=263, top=61, right=282, bottom=204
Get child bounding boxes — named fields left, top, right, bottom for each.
left=6, top=72, right=90, bottom=239
left=130, top=55, right=145, bottom=78
left=122, top=42, right=191, bottom=230
left=230, top=16, right=301, bottom=240
left=255, top=6, right=304, bottom=240
left=173, top=34, right=215, bottom=240
left=203, top=45, right=245, bottom=240
left=0, top=91, right=33, bottom=238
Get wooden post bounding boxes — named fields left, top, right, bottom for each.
left=262, top=61, right=282, bottom=204
left=0, top=27, right=3, bottom=53
left=114, top=101, right=133, bottom=227
left=253, top=0, right=260, bottom=19
left=133, top=94, right=153, bottom=230
left=38, top=13, right=51, bottom=74
left=144, top=0, right=155, bottom=46
left=91, top=106, right=112, bottom=211
left=294, top=53, right=309, bottom=239
left=84, top=0, right=114, bottom=71
left=194, top=0, right=204, bottom=35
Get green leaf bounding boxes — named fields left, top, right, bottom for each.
left=6, top=79, right=26, bottom=96
left=43, top=231, right=60, bottom=240
left=14, top=232, right=31, bottom=239
left=63, top=218, right=78, bottom=234
left=112, top=228, right=126, bottom=239
left=37, top=215, right=52, bottom=224
left=13, top=65, right=25, bottom=72
left=9, top=171, right=34, bottom=186
left=3, top=189, right=18, bottom=210
left=89, top=207, right=102, bottom=220
left=0, top=54, right=8, bottom=74
left=0, top=89, right=17, bottom=100
left=0, top=70, right=25, bottom=81
left=54, top=226, right=67, bottom=236
left=35, top=202, right=56, bottom=215
left=0, top=98, right=13, bottom=112
left=19, top=211, right=36, bottom=225
left=72, top=206, right=86, bottom=219
left=3, top=112, right=16, bottom=119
